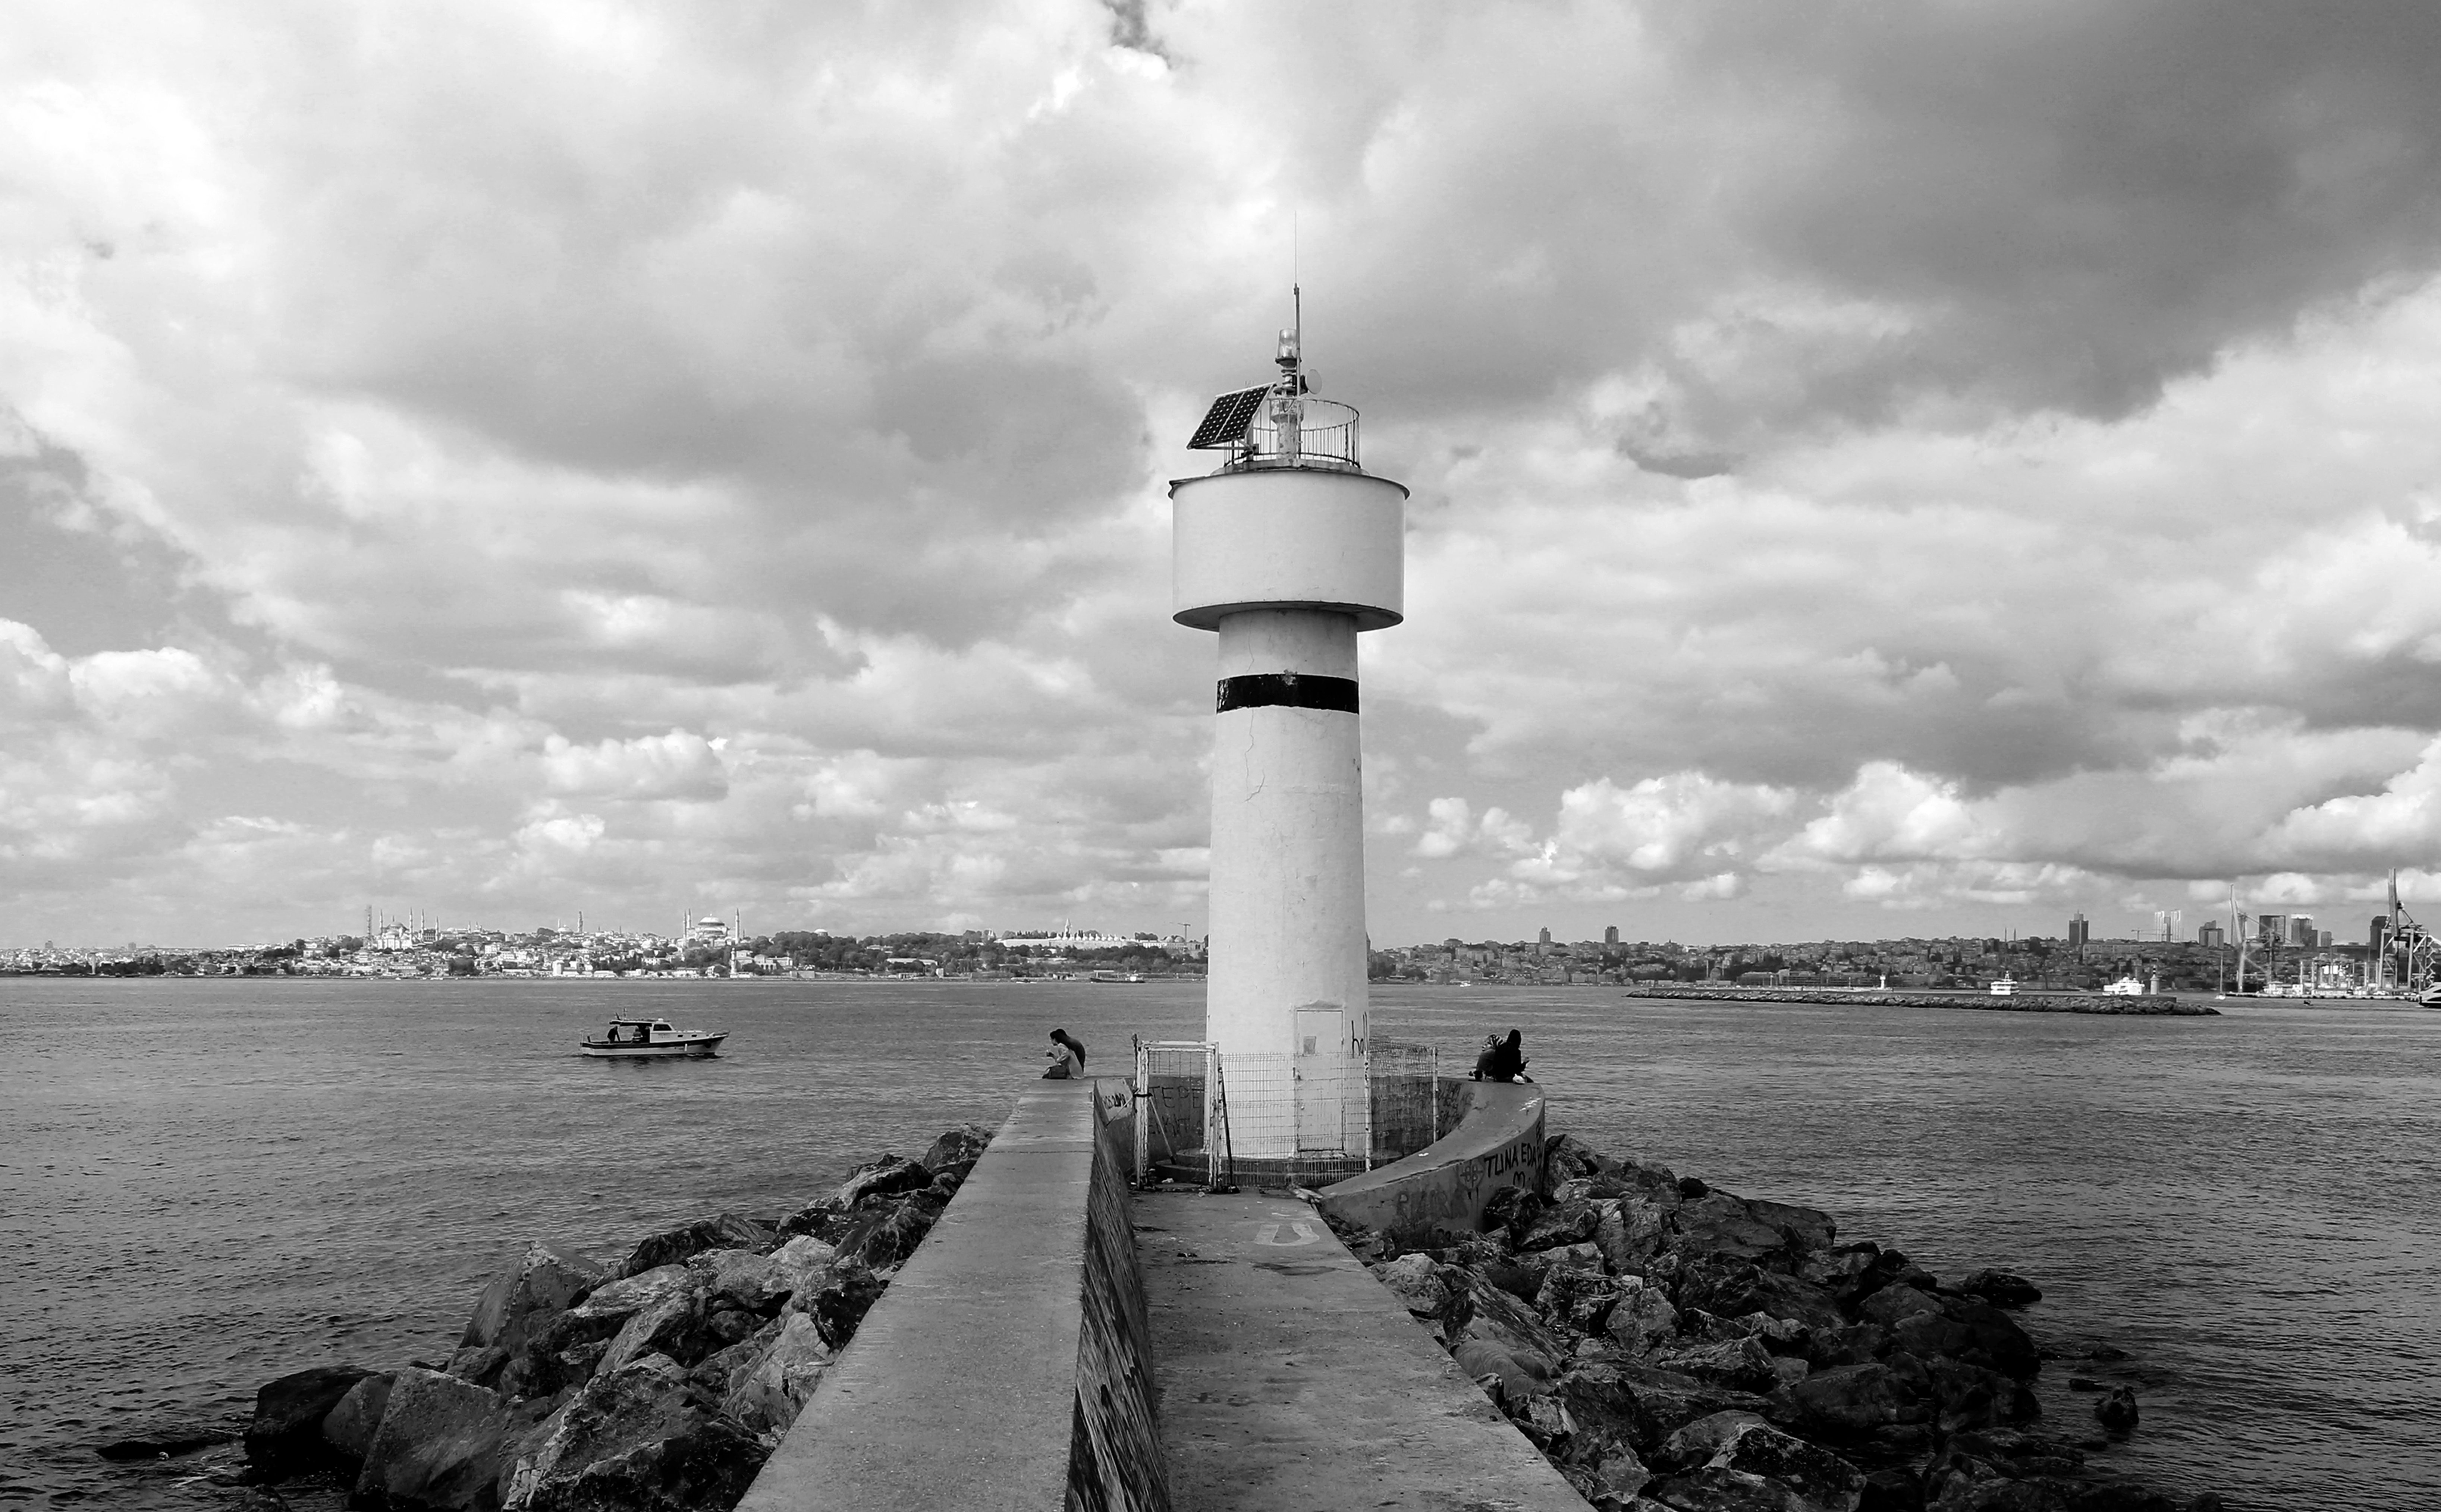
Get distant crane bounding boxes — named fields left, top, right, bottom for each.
left=2378, top=869, right=2435, bottom=995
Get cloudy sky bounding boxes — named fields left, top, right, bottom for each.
left=9, top=0, right=2441, bottom=948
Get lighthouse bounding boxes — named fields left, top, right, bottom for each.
left=1172, top=299, right=1405, bottom=1166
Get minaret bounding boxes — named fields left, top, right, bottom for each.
left=1171, top=295, right=1405, bottom=1164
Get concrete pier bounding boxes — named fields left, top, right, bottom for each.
left=1137, top=1187, right=1589, bottom=1512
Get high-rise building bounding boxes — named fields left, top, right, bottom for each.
left=2197, top=922, right=2224, bottom=949
left=2067, top=913, right=2090, bottom=950
left=2316, top=930, right=2333, bottom=949
left=1605, top=925, right=1620, bottom=946
left=2287, top=915, right=2315, bottom=947
left=2259, top=913, right=2286, bottom=946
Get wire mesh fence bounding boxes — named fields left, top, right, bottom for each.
left=1367, top=1038, right=1441, bottom=1163
left=1134, top=1033, right=1459, bottom=1181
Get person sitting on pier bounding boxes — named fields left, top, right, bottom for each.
left=1472, top=1029, right=1531, bottom=1083
left=1043, top=1028, right=1087, bottom=1078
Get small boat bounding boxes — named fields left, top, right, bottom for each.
left=1088, top=970, right=1146, bottom=983
left=581, top=1018, right=727, bottom=1058
left=1988, top=975, right=2016, bottom=996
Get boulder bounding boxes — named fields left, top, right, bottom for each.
left=1767, top=1363, right=1930, bottom=1442
left=566, top=1264, right=697, bottom=1329
left=1591, top=1158, right=1684, bottom=1209
left=496, top=1353, right=770, bottom=1512
left=321, top=1372, right=395, bottom=1465
left=1546, top=1133, right=1618, bottom=1184
left=919, top=1123, right=993, bottom=1174
left=1883, top=1296, right=2041, bottom=1382
left=1802, top=1244, right=1933, bottom=1313
left=1653, top=1336, right=1781, bottom=1395
left=1920, top=1356, right=2041, bottom=1434
left=1373, top=1254, right=1451, bottom=1316
left=1555, top=1361, right=1765, bottom=1455
left=2095, top=1385, right=2139, bottom=1436
left=1858, top=1285, right=1945, bottom=1330
left=1453, top=1270, right=1571, bottom=1363
left=1519, top=1197, right=1605, bottom=1252
left=445, top=1345, right=510, bottom=1389
left=1654, top=1409, right=1769, bottom=1471
left=1804, top=1325, right=1887, bottom=1370
left=767, top=1235, right=838, bottom=1300
left=1456, top=1337, right=1558, bottom=1401
left=355, top=1367, right=509, bottom=1511
left=1481, top=1185, right=1545, bottom=1244
left=1706, top=1421, right=1866, bottom=1512
left=600, top=1288, right=710, bottom=1376
left=462, top=1243, right=609, bottom=1358
left=1956, top=1269, right=2042, bottom=1307
left=1679, top=1256, right=1845, bottom=1333
left=1669, top=1193, right=1792, bottom=1264
left=1538, top=1264, right=1624, bottom=1335
left=1606, top=1278, right=1682, bottom=1352
left=833, top=1155, right=933, bottom=1208
left=1597, top=1197, right=1672, bottom=1274
left=795, top=1259, right=887, bottom=1351
left=1741, top=1199, right=1836, bottom=1256
left=833, top=1191, right=945, bottom=1273
left=721, top=1312, right=833, bottom=1437
left=696, top=1248, right=792, bottom=1313
left=619, top=1213, right=773, bottom=1279
left=244, top=1364, right=376, bottom=1477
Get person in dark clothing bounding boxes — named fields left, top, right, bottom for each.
left=1044, top=1028, right=1087, bottom=1078
left=1471, top=1029, right=1530, bottom=1083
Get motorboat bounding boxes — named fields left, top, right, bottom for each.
left=581, top=1018, right=727, bottom=1058
left=1988, top=975, right=2016, bottom=996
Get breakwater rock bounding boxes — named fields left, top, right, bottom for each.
left=220, top=1123, right=992, bottom=1511
left=1330, top=1133, right=2223, bottom=1512
left=1624, top=986, right=2220, bottom=1017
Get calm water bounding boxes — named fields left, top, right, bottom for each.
left=3, top=980, right=2433, bottom=1509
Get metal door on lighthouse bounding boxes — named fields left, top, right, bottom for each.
left=1292, top=1005, right=1347, bottom=1152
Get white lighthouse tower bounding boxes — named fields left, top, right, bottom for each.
left=1172, top=298, right=1405, bottom=1167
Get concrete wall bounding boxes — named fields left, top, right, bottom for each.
left=1312, top=1080, right=1546, bottom=1245
left=735, top=1077, right=1167, bottom=1512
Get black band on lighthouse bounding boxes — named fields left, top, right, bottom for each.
left=1216, top=673, right=1359, bottom=714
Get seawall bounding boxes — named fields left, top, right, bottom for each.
left=735, top=1076, right=1164, bottom=1511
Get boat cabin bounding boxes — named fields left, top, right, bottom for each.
left=600, top=1019, right=676, bottom=1043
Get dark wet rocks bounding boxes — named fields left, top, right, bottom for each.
left=229, top=1126, right=989, bottom=1510
left=1341, top=1131, right=2217, bottom=1512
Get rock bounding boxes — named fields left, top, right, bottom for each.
left=767, top=1235, right=838, bottom=1300
left=619, top=1213, right=773, bottom=1279
left=95, top=1425, right=236, bottom=1461
left=1598, top=1197, right=1673, bottom=1274
left=1919, top=1355, right=2042, bottom=1433
left=1712, top=1421, right=1866, bottom=1511
left=1374, top=1254, right=1451, bottom=1316
left=1581, top=1442, right=1653, bottom=1505
left=446, top=1345, right=510, bottom=1389
left=1858, top=1285, right=1945, bottom=1329
left=1538, top=1264, right=1624, bottom=1335
left=1678, top=1256, right=1846, bottom=1332
left=1520, top=1197, right=1605, bottom=1251
left=1884, top=1295, right=2041, bottom=1382
left=462, top=1243, right=609, bottom=1359
left=1678, top=1176, right=1710, bottom=1198
left=1654, top=1336, right=1782, bottom=1394
left=600, top=1286, right=711, bottom=1375
left=1655, top=1409, right=1769, bottom=1470
left=1556, top=1361, right=1765, bottom=1455
left=355, top=1366, right=509, bottom=1511
left=2095, top=1385, right=2139, bottom=1436
left=1606, top=1278, right=1683, bottom=1352
left=244, top=1364, right=376, bottom=1477
left=566, top=1264, right=697, bottom=1329
left=695, top=1247, right=792, bottom=1313
left=833, top=1154, right=933, bottom=1208
left=918, top=1123, right=993, bottom=1174
left=1670, top=1193, right=1792, bottom=1263
left=833, top=1191, right=946, bottom=1273
left=1740, top=1198, right=1836, bottom=1256
left=1482, top=1185, right=1546, bottom=1243
left=497, top=1353, right=764, bottom=1512
left=1767, top=1362, right=1930, bottom=1441
left=1956, top=1269, right=2042, bottom=1307
left=720, top=1312, right=833, bottom=1437
left=321, top=1371, right=395, bottom=1464
left=1547, top=1133, right=1618, bottom=1184
left=1805, top=1325, right=1887, bottom=1370
left=1515, top=1391, right=1581, bottom=1450
left=796, top=1258, right=888, bottom=1351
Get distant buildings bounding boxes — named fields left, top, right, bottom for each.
left=2067, top=913, right=2090, bottom=951
left=2197, top=922, right=2224, bottom=949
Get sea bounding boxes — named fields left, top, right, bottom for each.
left=3, top=978, right=2434, bottom=1510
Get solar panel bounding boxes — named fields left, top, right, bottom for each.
left=1187, top=384, right=1273, bottom=449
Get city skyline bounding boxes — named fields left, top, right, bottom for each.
left=9, top=4, right=2441, bottom=944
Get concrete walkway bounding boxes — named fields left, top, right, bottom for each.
left=1137, top=1188, right=1591, bottom=1512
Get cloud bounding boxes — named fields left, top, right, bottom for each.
left=7, top=1, right=2441, bottom=942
